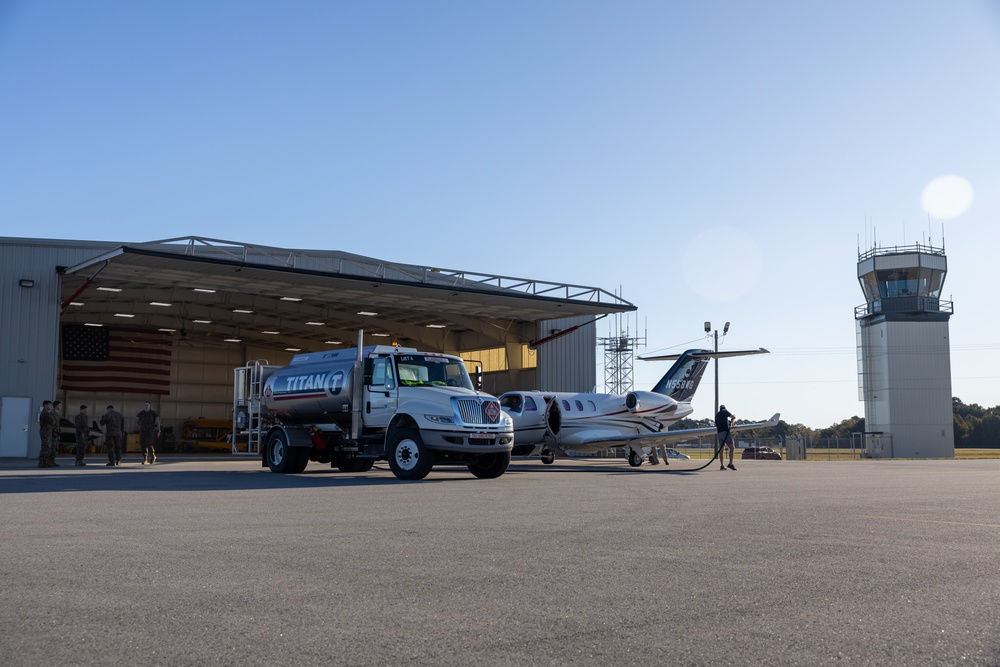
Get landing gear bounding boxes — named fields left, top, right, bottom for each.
left=540, top=449, right=555, bottom=465
left=628, top=449, right=643, bottom=467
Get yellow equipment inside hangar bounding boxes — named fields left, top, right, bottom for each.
left=0, top=236, right=634, bottom=459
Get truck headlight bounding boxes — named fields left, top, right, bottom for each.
left=424, top=414, right=455, bottom=424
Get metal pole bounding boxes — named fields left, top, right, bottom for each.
left=714, top=329, right=719, bottom=415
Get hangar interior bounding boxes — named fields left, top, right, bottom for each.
left=0, top=236, right=634, bottom=457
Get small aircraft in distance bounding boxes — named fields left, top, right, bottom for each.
left=499, top=348, right=779, bottom=466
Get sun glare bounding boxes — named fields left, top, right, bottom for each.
left=921, top=175, right=973, bottom=220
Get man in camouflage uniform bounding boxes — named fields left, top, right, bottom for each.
left=100, top=404, right=125, bottom=467
left=74, top=405, right=90, bottom=466
left=38, top=400, right=58, bottom=468
left=135, top=401, right=160, bottom=465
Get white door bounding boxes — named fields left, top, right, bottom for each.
left=364, top=357, right=398, bottom=429
left=0, top=396, right=32, bottom=458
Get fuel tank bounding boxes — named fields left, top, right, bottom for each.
left=261, top=348, right=361, bottom=425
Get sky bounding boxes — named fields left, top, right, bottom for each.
left=2, top=1, right=999, bottom=429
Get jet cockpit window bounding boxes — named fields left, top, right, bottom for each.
left=500, top=394, right=523, bottom=413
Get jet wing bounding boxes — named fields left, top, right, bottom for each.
left=569, top=413, right=781, bottom=450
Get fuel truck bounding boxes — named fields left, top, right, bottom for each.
left=233, top=342, right=514, bottom=480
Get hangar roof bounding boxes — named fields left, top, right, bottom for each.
left=57, top=236, right=634, bottom=352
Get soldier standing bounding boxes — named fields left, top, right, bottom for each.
left=38, top=400, right=58, bottom=468
left=74, top=405, right=90, bottom=467
left=135, top=401, right=160, bottom=465
left=100, top=404, right=125, bottom=467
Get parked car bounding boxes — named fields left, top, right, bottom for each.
left=663, top=448, right=691, bottom=460
left=741, top=446, right=782, bottom=460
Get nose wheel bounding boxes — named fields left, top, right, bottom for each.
left=540, top=449, right=555, bottom=465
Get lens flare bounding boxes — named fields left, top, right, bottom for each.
left=921, top=175, right=973, bottom=219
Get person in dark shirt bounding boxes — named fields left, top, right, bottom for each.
left=38, top=401, right=58, bottom=468
left=135, top=402, right=160, bottom=465
left=74, top=405, right=90, bottom=467
left=715, top=405, right=736, bottom=471
left=100, top=405, right=126, bottom=467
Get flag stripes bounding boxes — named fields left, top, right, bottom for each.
left=60, top=325, right=173, bottom=395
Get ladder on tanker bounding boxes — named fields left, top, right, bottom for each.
left=233, top=360, right=270, bottom=456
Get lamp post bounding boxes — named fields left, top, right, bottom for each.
left=704, top=321, right=729, bottom=415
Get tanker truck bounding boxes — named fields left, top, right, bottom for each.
left=232, top=342, right=514, bottom=480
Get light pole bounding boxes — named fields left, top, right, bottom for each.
left=704, top=321, right=729, bottom=415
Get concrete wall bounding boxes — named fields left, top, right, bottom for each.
left=859, top=318, right=954, bottom=458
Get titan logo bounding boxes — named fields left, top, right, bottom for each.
left=277, top=370, right=347, bottom=395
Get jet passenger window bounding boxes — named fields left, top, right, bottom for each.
left=524, top=396, right=537, bottom=411
left=562, top=400, right=572, bottom=411
left=575, top=400, right=584, bottom=411
left=587, top=401, right=596, bottom=411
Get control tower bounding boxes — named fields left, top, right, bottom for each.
left=855, top=243, right=954, bottom=458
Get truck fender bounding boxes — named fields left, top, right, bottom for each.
left=266, top=425, right=314, bottom=448
left=387, top=413, right=419, bottom=435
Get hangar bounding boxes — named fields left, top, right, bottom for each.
left=0, top=236, right=634, bottom=459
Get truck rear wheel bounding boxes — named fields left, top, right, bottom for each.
left=468, top=451, right=510, bottom=479
left=290, top=449, right=309, bottom=473
left=387, top=428, right=433, bottom=480
left=265, top=431, right=305, bottom=474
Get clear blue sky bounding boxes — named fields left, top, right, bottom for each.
left=2, top=1, right=998, bottom=428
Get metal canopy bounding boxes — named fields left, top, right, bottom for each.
left=59, top=237, right=634, bottom=353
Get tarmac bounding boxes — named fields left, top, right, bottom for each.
left=1, top=454, right=998, bottom=666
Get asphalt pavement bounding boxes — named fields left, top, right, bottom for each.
left=1, top=455, right=998, bottom=666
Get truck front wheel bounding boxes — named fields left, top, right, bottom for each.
left=387, top=428, right=433, bottom=480
left=468, top=451, right=510, bottom=479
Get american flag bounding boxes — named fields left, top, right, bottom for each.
left=60, top=325, right=172, bottom=395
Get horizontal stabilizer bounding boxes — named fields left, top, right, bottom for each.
left=638, top=348, right=769, bottom=362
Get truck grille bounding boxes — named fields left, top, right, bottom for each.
left=456, top=398, right=502, bottom=425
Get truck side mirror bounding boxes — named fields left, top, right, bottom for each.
left=363, top=359, right=374, bottom=385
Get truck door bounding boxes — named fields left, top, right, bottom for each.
left=364, top=356, right=397, bottom=429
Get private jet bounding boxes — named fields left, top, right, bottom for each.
left=499, top=348, right=778, bottom=466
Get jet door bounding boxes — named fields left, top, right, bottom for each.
left=364, top=355, right=398, bottom=429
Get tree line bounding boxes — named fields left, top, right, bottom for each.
left=673, top=397, right=998, bottom=448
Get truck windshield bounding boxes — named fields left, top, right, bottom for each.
left=395, top=355, right=474, bottom=390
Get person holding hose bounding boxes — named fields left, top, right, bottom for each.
left=716, top=404, right=736, bottom=471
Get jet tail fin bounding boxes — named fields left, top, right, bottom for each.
left=649, top=349, right=713, bottom=401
